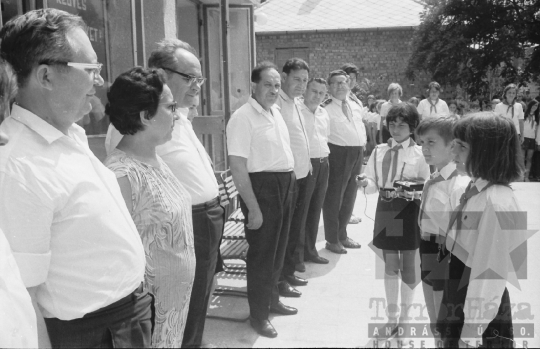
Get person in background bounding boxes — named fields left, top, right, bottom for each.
left=0, top=58, right=38, bottom=349
left=104, top=67, right=196, bottom=347
left=227, top=62, right=297, bottom=338
left=417, top=81, right=450, bottom=119
left=340, top=63, right=365, bottom=225
left=379, top=83, right=403, bottom=144
left=408, top=97, right=419, bottom=108
left=322, top=70, right=366, bottom=254
left=187, top=95, right=200, bottom=122
left=447, top=100, right=461, bottom=119
left=298, top=78, right=332, bottom=267
left=522, top=100, right=539, bottom=181
left=106, top=39, right=224, bottom=348
left=0, top=9, right=151, bottom=347
left=494, top=84, right=525, bottom=144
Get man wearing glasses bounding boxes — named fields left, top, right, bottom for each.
left=322, top=70, right=366, bottom=254
left=106, top=39, right=223, bottom=348
left=0, top=9, right=152, bottom=347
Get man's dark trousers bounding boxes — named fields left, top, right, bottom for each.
left=239, top=171, right=295, bottom=320
left=297, top=157, right=329, bottom=261
left=182, top=200, right=224, bottom=348
left=323, top=143, right=364, bottom=244
left=281, top=173, right=311, bottom=276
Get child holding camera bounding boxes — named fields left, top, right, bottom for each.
left=358, top=102, right=430, bottom=337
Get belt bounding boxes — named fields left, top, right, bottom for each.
left=83, top=282, right=144, bottom=318
left=311, top=157, right=328, bottom=163
left=379, top=189, right=420, bottom=201
left=192, top=196, right=220, bottom=211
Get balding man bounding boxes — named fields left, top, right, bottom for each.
left=227, top=61, right=297, bottom=338
left=106, top=39, right=223, bottom=348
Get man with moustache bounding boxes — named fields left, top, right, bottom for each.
left=322, top=70, right=367, bottom=254
left=227, top=61, right=297, bottom=338
left=0, top=9, right=151, bottom=347
left=275, top=58, right=311, bottom=294
left=106, top=39, right=223, bottom=348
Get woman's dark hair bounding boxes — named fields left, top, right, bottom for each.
left=524, top=99, right=539, bottom=124
left=453, top=112, right=523, bottom=184
left=369, top=102, right=378, bottom=113
left=386, top=102, right=420, bottom=132
left=106, top=67, right=166, bottom=135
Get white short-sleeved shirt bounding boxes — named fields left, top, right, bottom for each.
left=494, top=102, right=524, bottom=134
left=324, top=97, right=367, bottom=147
left=0, top=105, right=145, bottom=320
left=523, top=118, right=536, bottom=139
left=300, top=103, right=330, bottom=158
left=276, top=90, right=311, bottom=179
left=0, top=229, right=37, bottom=348
left=379, top=100, right=401, bottom=118
left=363, top=138, right=430, bottom=193
left=105, top=109, right=219, bottom=205
left=418, top=162, right=470, bottom=239
left=226, top=97, right=294, bottom=173
left=445, top=179, right=526, bottom=342
left=417, top=98, right=450, bottom=119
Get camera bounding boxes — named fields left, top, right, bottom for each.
left=393, top=180, right=424, bottom=192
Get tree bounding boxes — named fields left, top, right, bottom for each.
left=406, top=0, right=540, bottom=97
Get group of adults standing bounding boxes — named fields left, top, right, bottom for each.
left=0, top=8, right=224, bottom=348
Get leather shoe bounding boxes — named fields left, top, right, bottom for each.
left=284, top=274, right=308, bottom=286
left=295, top=262, right=306, bottom=272
left=278, top=281, right=301, bottom=297
left=249, top=317, right=277, bottom=338
left=307, top=255, right=329, bottom=264
left=270, top=301, right=298, bottom=315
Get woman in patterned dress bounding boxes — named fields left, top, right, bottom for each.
left=104, top=67, right=196, bottom=348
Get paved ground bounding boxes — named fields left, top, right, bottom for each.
left=204, top=183, right=540, bottom=348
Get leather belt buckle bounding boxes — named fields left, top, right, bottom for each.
left=319, top=157, right=327, bottom=163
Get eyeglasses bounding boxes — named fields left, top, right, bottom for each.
left=159, top=101, right=177, bottom=113
left=162, top=67, right=206, bottom=86
left=40, top=60, right=103, bottom=83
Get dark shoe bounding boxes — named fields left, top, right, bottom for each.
left=307, top=255, right=329, bottom=264
left=278, top=281, right=301, bottom=297
left=284, top=274, right=308, bottom=286
left=341, top=237, right=361, bottom=249
left=325, top=242, right=347, bottom=254
left=270, top=301, right=298, bottom=315
left=295, top=262, right=306, bottom=272
left=250, top=317, right=278, bottom=338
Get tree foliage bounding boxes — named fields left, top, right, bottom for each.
left=406, top=0, right=540, bottom=97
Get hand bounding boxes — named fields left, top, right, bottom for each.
left=520, top=134, right=524, bottom=144
left=247, top=206, right=263, bottom=230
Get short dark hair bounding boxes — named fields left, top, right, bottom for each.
left=340, top=63, right=360, bottom=76
left=0, top=8, right=86, bottom=87
left=251, top=61, right=278, bottom=83
left=106, top=67, right=167, bottom=136
left=282, top=58, right=309, bottom=74
left=428, top=81, right=442, bottom=92
left=0, top=58, right=17, bottom=122
left=148, top=38, right=197, bottom=70
left=453, top=113, right=522, bottom=184
left=327, top=70, right=348, bottom=85
left=415, top=116, right=455, bottom=145
left=386, top=102, right=420, bottom=132
left=307, top=77, right=327, bottom=88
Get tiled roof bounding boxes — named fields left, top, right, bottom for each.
left=255, top=0, right=424, bottom=33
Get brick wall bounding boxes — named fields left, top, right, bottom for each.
left=256, top=28, right=443, bottom=101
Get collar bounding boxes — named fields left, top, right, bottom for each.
left=439, top=162, right=457, bottom=179
left=472, top=178, right=489, bottom=192
left=428, top=98, right=439, bottom=105
left=279, top=89, right=294, bottom=102
left=10, top=104, right=81, bottom=144
left=248, top=96, right=275, bottom=115
left=389, top=99, right=402, bottom=105
left=388, top=137, right=414, bottom=149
